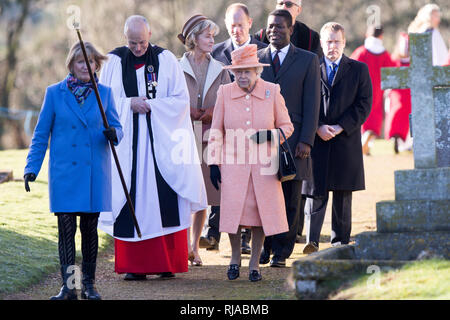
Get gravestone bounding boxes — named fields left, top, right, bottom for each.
left=292, top=33, right=449, bottom=298
left=0, top=170, right=13, bottom=184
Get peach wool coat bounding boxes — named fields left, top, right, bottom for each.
left=208, top=78, right=294, bottom=236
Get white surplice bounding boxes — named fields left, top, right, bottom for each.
left=98, top=46, right=207, bottom=242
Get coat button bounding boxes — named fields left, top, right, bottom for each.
left=245, top=95, right=250, bottom=100
left=72, top=125, right=76, bottom=129
left=246, top=108, right=250, bottom=112
left=72, top=144, right=76, bottom=147
left=246, top=121, right=251, bottom=125
left=72, top=162, right=77, bottom=165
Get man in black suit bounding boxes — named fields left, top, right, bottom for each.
left=212, top=2, right=267, bottom=80
left=255, top=0, right=322, bottom=58
left=257, top=9, right=320, bottom=267
left=201, top=3, right=267, bottom=254
left=302, top=22, right=372, bottom=254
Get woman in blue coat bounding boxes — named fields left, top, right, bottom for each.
left=24, top=42, right=123, bottom=300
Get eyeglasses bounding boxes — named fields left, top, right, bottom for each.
left=276, top=1, right=299, bottom=8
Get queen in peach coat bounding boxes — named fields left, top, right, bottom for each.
left=207, top=44, right=294, bottom=281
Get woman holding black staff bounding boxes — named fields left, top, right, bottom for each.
left=24, top=41, right=123, bottom=300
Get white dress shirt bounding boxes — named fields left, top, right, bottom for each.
left=270, top=44, right=290, bottom=65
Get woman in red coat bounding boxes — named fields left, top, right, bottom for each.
left=384, top=32, right=412, bottom=153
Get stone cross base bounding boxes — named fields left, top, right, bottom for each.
left=376, top=167, right=449, bottom=233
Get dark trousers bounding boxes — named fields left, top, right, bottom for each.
left=56, top=213, right=100, bottom=266
left=205, top=206, right=221, bottom=241
left=304, top=191, right=352, bottom=244
left=263, top=179, right=303, bottom=260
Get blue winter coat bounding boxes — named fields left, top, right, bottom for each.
left=24, top=79, right=123, bottom=213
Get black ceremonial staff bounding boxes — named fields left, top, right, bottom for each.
left=74, top=26, right=142, bottom=238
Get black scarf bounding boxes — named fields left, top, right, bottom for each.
left=110, top=44, right=181, bottom=238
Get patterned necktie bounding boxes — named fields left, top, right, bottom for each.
left=328, top=62, right=338, bottom=86
left=273, top=50, right=281, bottom=75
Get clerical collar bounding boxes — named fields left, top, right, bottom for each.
left=232, top=37, right=251, bottom=50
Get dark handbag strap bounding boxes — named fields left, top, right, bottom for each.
left=278, top=128, right=294, bottom=155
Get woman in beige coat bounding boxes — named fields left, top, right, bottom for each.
left=208, top=44, right=294, bottom=281
left=178, top=15, right=231, bottom=266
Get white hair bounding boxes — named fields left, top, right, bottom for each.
left=408, top=4, right=441, bottom=33
left=124, top=15, right=151, bottom=35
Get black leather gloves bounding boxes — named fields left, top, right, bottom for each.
left=209, top=165, right=221, bottom=190
left=103, top=127, right=118, bottom=143
left=24, top=173, right=36, bottom=192
left=249, top=130, right=273, bottom=144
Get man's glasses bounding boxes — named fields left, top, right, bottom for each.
left=277, top=1, right=299, bottom=9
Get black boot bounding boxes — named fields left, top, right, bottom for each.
left=50, top=264, right=78, bottom=300
left=81, top=263, right=101, bottom=300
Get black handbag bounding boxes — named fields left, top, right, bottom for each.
left=277, top=128, right=297, bottom=182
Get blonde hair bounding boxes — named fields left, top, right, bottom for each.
left=185, top=20, right=219, bottom=51
left=66, top=42, right=107, bottom=74
left=408, top=3, right=441, bottom=33
left=320, top=22, right=346, bottom=40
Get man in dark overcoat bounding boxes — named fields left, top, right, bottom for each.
left=302, top=22, right=373, bottom=254
left=257, top=9, right=320, bottom=267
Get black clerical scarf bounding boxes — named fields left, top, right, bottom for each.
left=110, top=44, right=180, bottom=238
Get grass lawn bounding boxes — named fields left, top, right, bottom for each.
left=330, top=259, right=450, bottom=300
left=0, top=149, right=111, bottom=297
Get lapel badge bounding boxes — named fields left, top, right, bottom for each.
left=265, top=90, right=270, bottom=99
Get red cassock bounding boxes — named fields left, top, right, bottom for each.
left=384, top=59, right=412, bottom=141
left=114, top=229, right=188, bottom=275
left=350, top=46, right=395, bottom=136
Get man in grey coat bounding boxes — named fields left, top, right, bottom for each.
left=257, top=9, right=320, bottom=267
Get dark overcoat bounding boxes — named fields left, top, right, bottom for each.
left=258, top=44, right=320, bottom=181
left=302, top=55, right=373, bottom=196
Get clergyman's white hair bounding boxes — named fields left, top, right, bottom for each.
left=124, top=15, right=151, bottom=35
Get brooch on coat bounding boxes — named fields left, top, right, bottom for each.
left=265, top=90, right=270, bottom=99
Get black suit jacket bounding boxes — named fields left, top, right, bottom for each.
left=302, top=55, right=373, bottom=196
left=255, top=21, right=322, bottom=58
left=258, top=44, right=320, bottom=181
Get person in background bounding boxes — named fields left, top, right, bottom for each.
left=408, top=3, right=448, bottom=66
left=208, top=44, right=294, bottom=282
left=24, top=41, right=123, bottom=300
left=254, top=0, right=322, bottom=57
left=384, top=32, right=412, bottom=154
left=351, top=25, right=395, bottom=155
left=178, top=14, right=231, bottom=266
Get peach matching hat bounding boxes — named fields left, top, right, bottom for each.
left=223, top=44, right=270, bottom=70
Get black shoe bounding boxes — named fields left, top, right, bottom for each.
left=227, top=264, right=240, bottom=280
left=159, top=272, right=175, bottom=279
left=50, top=285, right=78, bottom=300
left=124, top=273, right=147, bottom=281
left=81, top=263, right=101, bottom=300
left=259, top=249, right=271, bottom=264
left=270, top=256, right=286, bottom=268
left=249, top=270, right=262, bottom=282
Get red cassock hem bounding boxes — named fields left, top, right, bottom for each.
left=114, top=229, right=188, bottom=275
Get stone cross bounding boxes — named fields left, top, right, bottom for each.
left=382, top=32, right=450, bottom=169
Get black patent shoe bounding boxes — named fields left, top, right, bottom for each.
left=124, top=273, right=147, bottom=281
left=159, top=272, right=175, bottom=279
left=227, top=264, right=240, bottom=280
left=50, top=286, right=78, bottom=300
left=81, top=283, right=101, bottom=300
left=249, top=270, right=262, bottom=282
